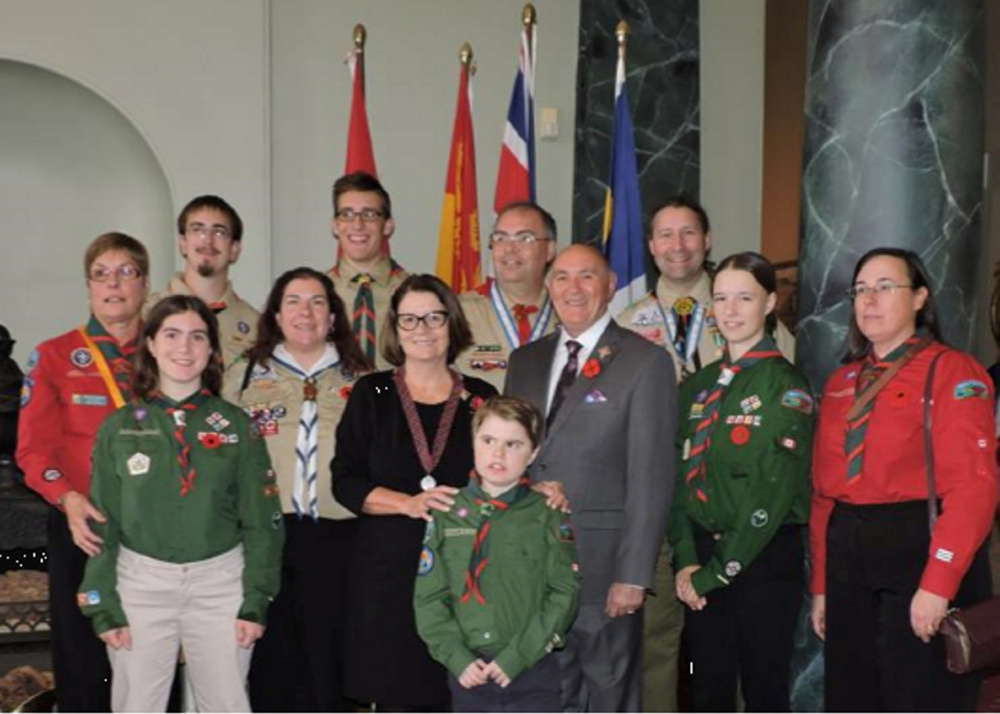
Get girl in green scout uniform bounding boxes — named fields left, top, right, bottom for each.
left=670, top=252, right=814, bottom=712
left=415, top=395, right=580, bottom=712
left=78, top=295, right=284, bottom=713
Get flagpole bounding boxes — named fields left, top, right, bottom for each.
left=616, top=19, right=628, bottom=66
left=353, top=23, right=366, bottom=91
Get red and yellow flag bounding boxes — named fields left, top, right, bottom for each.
left=436, top=44, right=481, bottom=292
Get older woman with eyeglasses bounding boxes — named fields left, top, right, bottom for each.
left=810, top=247, right=998, bottom=712
left=17, top=232, right=150, bottom=712
left=332, top=274, right=497, bottom=711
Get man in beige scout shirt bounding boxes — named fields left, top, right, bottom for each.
left=146, top=195, right=260, bottom=369
left=328, top=171, right=408, bottom=370
left=457, top=201, right=558, bottom=391
left=616, top=194, right=795, bottom=712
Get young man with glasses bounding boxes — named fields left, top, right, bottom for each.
left=457, top=202, right=558, bottom=391
left=146, top=195, right=260, bottom=368
left=328, top=171, right=409, bottom=369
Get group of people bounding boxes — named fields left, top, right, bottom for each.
left=15, top=173, right=1000, bottom=713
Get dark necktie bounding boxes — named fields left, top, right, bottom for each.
left=547, top=340, right=582, bottom=428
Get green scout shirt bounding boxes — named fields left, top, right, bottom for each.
left=78, top=394, right=284, bottom=635
left=414, top=485, right=580, bottom=681
left=669, top=356, right=814, bottom=597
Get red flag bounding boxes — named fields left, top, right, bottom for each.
left=436, top=48, right=481, bottom=292
left=345, top=45, right=376, bottom=175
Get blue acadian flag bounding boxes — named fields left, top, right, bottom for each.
left=601, top=31, right=645, bottom=317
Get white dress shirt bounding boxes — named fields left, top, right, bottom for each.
left=546, top=311, right=613, bottom=414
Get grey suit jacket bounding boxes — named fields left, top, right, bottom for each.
left=504, top=320, right=678, bottom=604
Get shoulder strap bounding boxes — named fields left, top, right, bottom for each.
left=924, top=349, right=947, bottom=532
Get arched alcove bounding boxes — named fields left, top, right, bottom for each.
left=0, top=60, right=174, bottom=366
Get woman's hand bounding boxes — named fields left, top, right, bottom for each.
left=910, top=588, right=949, bottom=643
left=62, top=491, right=106, bottom=556
left=100, top=627, right=132, bottom=650
left=531, top=480, right=571, bottom=513
left=236, top=619, right=265, bottom=648
left=675, top=565, right=707, bottom=611
left=403, top=486, right=458, bottom=521
left=811, top=594, right=826, bottom=641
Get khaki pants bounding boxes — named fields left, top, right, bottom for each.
left=109, top=546, right=252, bottom=712
left=643, top=540, right=684, bottom=712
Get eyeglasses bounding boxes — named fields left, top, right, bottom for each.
left=396, top=311, right=448, bottom=331
left=88, top=265, right=143, bottom=282
left=846, top=283, right=914, bottom=300
left=335, top=208, right=385, bottom=223
left=185, top=223, right=232, bottom=240
left=489, top=231, right=552, bottom=247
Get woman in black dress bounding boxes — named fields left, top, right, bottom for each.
left=333, top=274, right=497, bottom=711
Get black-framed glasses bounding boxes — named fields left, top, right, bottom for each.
left=88, top=265, right=143, bottom=283
left=335, top=208, right=385, bottom=223
left=489, top=230, right=552, bottom=247
left=396, top=311, right=448, bottom=331
left=185, top=223, right=232, bottom=240
left=846, top=283, right=914, bottom=300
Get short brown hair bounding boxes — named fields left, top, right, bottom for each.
left=472, top=395, right=544, bottom=450
left=177, top=195, right=244, bottom=242
left=332, top=171, right=392, bottom=218
left=380, top=274, right=472, bottom=366
left=84, top=232, right=149, bottom=280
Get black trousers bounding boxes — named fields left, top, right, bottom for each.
left=448, top=653, right=562, bottom=713
left=825, top=500, right=990, bottom=712
left=684, top=524, right=804, bottom=712
left=248, top=515, right=358, bottom=712
left=46, top=507, right=112, bottom=712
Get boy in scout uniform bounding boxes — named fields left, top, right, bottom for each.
left=147, top=195, right=260, bottom=369
left=415, top=396, right=580, bottom=712
left=458, top=202, right=558, bottom=392
left=328, top=171, right=408, bottom=369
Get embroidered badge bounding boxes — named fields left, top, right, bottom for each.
left=558, top=522, right=576, bottom=543
left=76, top=590, right=101, bottom=607
left=725, top=415, right=762, bottom=426
left=20, top=377, right=33, bottom=407
left=72, top=394, right=108, bottom=407
left=689, top=403, right=705, bottom=420
left=206, top=412, right=230, bottom=431
left=238, top=321, right=251, bottom=335
left=724, top=561, right=742, bottom=578
left=780, top=389, right=814, bottom=414
left=584, top=389, right=608, bottom=404
left=262, top=484, right=280, bottom=498
left=42, top=468, right=62, bottom=482
left=423, top=520, right=435, bottom=543
left=718, top=368, right=736, bottom=386
left=954, top=380, right=989, bottom=400
left=751, top=509, right=769, bottom=528
left=470, top=359, right=508, bottom=371
left=134, top=407, right=148, bottom=421
left=935, top=548, right=954, bottom=564
left=127, top=452, right=151, bottom=476
left=171, top=411, right=186, bottom=428
left=444, top=527, right=477, bottom=538
left=417, top=546, right=435, bottom=575
left=265, top=469, right=277, bottom=480
left=730, top=425, right=751, bottom=445
left=70, top=348, right=93, bottom=368
left=475, top=344, right=503, bottom=353
left=740, top=395, right=763, bottom=414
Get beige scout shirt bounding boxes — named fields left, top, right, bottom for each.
left=616, top=271, right=796, bottom=381
left=457, top=280, right=557, bottom=392
left=223, top=353, right=358, bottom=521
left=328, top=255, right=408, bottom=371
left=146, top=273, right=260, bottom=369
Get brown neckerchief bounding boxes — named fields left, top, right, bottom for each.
left=845, top=335, right=933, bottom=422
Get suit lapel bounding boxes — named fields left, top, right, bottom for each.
left=525, top=334, right=559, bottom=416
left=546, top=321, right=623, bottom=439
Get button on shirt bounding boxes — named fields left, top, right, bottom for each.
left=546, top=312, right=612, bottom=414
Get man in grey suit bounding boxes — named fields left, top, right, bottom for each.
left=504, top=244, right=678, bottom=712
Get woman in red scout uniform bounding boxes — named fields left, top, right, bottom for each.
left=811, top=247, right=998, bottom=712
left=17, top=232, right=149, bottom=712
left=671, top=252, right=814, bottom=711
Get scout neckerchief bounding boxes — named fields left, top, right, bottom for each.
left=461, top=476, right=533, bottom=605
left=393, top=366, right=463, bottom=491
left=152, top=389, right=212, bottom=496
left=844, top=330, right=932, bottom=481
left=488, top=280, right=553, bottom=350
left=271, top=343, right=341, bottom=520
left=333, top=258, right=404, bottom=362
left=78, top=315, right=138, bottom=408
left=658, top=297, right=707, bottom=376
left=683, top=337, right=782, bottom=502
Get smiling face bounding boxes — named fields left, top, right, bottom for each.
left=491, top=207, right=556, bottom=290
left=178, top=207, right=241, bottom=279
left=712, top=268, right=776, bottom=359
left=853, top=255, right=927, bottom=357
left=546, top=246, right=616, bottom=337
left=331, top=190, right=395, bottom=267
left=275, top=277, right=333, bottom=356
left=147, top=310, right=212, bottom=397
left=474, top=414, right=539, bottom=497
left=396, top=290, right=449, bottom=367
left=87, top=249, right=149, bottom=328
left=648, top=206, right=711, bottom=290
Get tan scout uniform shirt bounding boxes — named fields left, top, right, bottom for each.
left=616, top=272, right=796, bottom=380
left=146, top=273, right=260, bottom=369
left=457, top=280, right=556, bottom=392
left=329, top=256, right=408, bottom=371
left=224, top=352, right=359, bottom=521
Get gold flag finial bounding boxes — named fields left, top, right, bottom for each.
left=460, top=42, right=474, bottom=66
left=522, top=3, right=536, bottom=27
left=616, top=20, right=629, bottom=47
left=353, top=24, right=366, bottom=50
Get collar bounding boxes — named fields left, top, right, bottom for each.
left=333, top=255, right=394, bottom=285
left=558, top=311, right=612, bottom=358
left=273, top=343, right=341, bottom=377
left=168, top=272, right=238, bottom=305
left=655, top=271, right=712, bottom=307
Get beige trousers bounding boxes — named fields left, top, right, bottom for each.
left=108, top=546, right=252, bottom=713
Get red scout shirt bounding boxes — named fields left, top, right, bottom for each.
left=17, top=327, right=128, bottom=504
left=810, top=341, right=999, bottom=600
